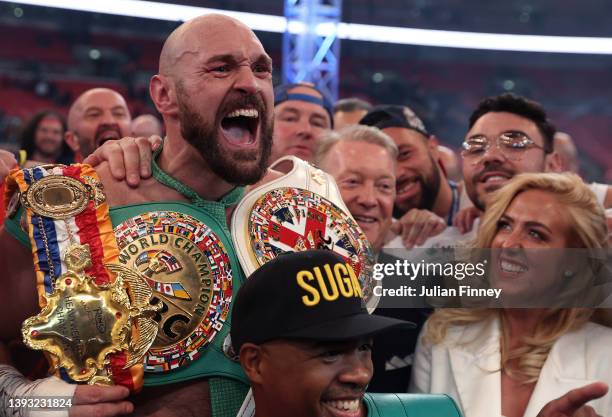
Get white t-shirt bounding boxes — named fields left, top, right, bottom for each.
left=590, top=181, right=608, bottom=207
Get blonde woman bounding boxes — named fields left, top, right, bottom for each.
left=410, top=173, right=612, bottom=417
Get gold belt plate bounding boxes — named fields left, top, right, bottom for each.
left=21, top=174, right=105, bottom=220
left=22, top=244, right=160, bottom=384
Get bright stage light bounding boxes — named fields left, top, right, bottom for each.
left=4, top=0, right=612, bottom=54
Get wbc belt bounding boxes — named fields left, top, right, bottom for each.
left=231, top=156, right=377, bottom=310
left=112, top=209, right=233, bottom=379
left=5, top=164, right=156, bottom=392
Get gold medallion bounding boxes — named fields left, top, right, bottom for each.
left=22, top=175, right=91, bottom=219
left=21, top=245, right=159, bottom=383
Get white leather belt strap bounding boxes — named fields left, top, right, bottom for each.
left=269, top=157, right=333, bottom=197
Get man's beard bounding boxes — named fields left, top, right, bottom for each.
left=393, top=154, right=441, bottom=217
left=177, top=91, right=273, bottom=186
left=469, top=161, right=516, bottom=211
left=73, top=123, right=126, bottom=159
left=36, top=140, right=62, bottom=158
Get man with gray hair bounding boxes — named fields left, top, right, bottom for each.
left=314, top=125, right=428, bottom=392
left=315, top=125, right=397, bottom=254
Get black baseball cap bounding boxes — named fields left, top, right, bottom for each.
left=231, top=250, right=413, bottom=352
left=274, top=82, right=334, bottom=128
left=360, top=105, right=430, bottom=137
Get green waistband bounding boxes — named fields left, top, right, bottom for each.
left=5, top=200, right=249, bottom=386
left=110, top=202, right=248, bottom=386
left=363, top=393, right=462, bottom=417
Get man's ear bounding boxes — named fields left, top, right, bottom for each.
left=545, top=151, right=562, bottom=173
left=428, top=135, right=440, bottom=157
left=150, top=74, right=178, bottom=117
left=428, top=135, right=443, bottom=170
left=64, top=131, right=80, bottom=153
left=239, top=343, right=265, bottom=385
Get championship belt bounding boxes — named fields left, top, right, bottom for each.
left=231, top=156, right=377, bottom=309
left=111, top=209, right=234, bottom=376
left=5, top=164, right=158, bottom=392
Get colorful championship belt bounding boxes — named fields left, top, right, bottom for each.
left=112, top=210, right=234, bottom=376
left=5, top=164, right=158, bottom=392
left=231, top=156, right=378, bottom=309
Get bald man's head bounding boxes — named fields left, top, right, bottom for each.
left=149, top=13, right=275, bottom=185
left=552, top=131, right=579, bottom=173
left=132, top=114, right=163, bottom=137
left=65, top=88, right=131, bottom=158
left=159, top=14, right=256, bottom=78
left=437, top=145, right=461, bottom=182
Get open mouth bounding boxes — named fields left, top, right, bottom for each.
left=499, top=256, right=528, bottom=274
left=220, top=108, right=259, bottom=148
left=96, top=129, right=122, bottom=146
left=478, top=171, right=512, bottom=187
left=353, top=214, right=378, bottom=227
left=322, top=398, right=362, bottom=417
left=396, top=176, right=420, bottom=196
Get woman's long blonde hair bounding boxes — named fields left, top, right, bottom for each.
left=424, top=173, right=609, bottom=383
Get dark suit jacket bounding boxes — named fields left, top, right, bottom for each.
left=368, top=251, right=432, bottom=393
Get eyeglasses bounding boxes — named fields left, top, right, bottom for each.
left=461, top=131, right=545, bottom=163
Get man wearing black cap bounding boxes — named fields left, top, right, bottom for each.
left=360, top=106, right=458, bottom=248
left=230, top=249, right=459, bottom=417
left=271, top=82, right=334, bottom=164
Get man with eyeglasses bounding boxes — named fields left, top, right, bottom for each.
left=461, top=93, right=560, bottom=213
left=457, top=93, right=611, bottom=235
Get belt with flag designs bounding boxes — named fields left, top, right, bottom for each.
left=231, top=156, right=378, bottom=310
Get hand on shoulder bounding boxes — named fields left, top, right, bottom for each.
left=83, top=135, right=162, bottom=188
